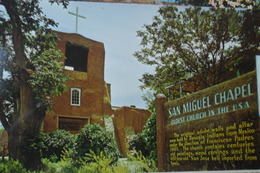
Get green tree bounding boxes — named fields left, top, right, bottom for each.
left=134, top=6, right=259, bottom=97
left=0, top=0, right=69, bottom=170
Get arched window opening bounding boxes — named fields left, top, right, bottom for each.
left=71, top=88, right=81, bottom=106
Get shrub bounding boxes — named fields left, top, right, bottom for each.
left=78, top=149, right=157, bottom=173
left=0, top=160, right=27, bottom=173
left=41, top=129, right=75, bottom=161
left=78, top=150, right=114, bottom=173
left=41, top=148, right=158, bottom=173
left=42, top=158, right=59, bottom=173
left=127, top=150, right=158, bottom=172
left=42, top=149, right=78, bottom=173
left=74, top=123, right=119, bottom=162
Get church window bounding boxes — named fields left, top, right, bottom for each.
left=71, top=88, right=81, bottom=106
left=65, top=42, right=88, bottom=72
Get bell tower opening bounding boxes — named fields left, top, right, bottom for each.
left=65, top=42, right=88, bottom=72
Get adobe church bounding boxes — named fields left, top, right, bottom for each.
left=43, top=31, right=114, bottom=133
left=41, top=31, right=150, bottom=155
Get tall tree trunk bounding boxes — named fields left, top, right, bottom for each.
left=8, top=76, right=46, bottom=170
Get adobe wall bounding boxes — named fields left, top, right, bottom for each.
left=113, top=106, right=150, bottom=156
left=44, top=31, right=113, bottom=133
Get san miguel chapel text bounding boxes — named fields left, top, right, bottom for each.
left=169, top=83, right=253, bottom=125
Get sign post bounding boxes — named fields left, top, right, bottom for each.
left=155, top=94, right=167, bottom=170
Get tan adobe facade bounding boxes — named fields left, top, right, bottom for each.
left=44, top=31, right=113, bottom=134
left=43, top=31, right=150, bottom=132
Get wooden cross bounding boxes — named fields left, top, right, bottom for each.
left=68, top=7, right=86, bottom=33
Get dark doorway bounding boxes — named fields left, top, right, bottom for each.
left=65, top=42, right=89, bottom=72
left=59, top=117, right=89, bottom=134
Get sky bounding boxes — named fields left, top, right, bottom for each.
left=40, top=1, right=162, bottom=109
